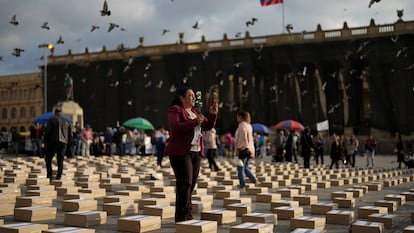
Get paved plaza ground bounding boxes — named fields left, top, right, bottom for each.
left=0, top=152, right=413, bottom=233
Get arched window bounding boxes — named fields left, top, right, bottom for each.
left=11, top=107, right=17, bottom=119
left=20, top=107, right=26, bottom=119
left=30, top=106, right=36, bottom=118
left=1, top=108, right=7, bottom=120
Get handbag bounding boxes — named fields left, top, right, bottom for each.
left=232, top=156, right=244, bottom=167
left=238, top=148, right=251, bottom=160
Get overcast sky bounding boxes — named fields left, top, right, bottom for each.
left=1, top=0, right=413, bottom=76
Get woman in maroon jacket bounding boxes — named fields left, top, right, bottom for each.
left=164, top=87, right=218, bottom=222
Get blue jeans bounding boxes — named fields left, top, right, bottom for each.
left=32, top=139, right=43, bottom=157
left=237, top=157, right=257, bottom=187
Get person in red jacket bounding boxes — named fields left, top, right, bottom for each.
left=164, top=87, right=218, bottom=223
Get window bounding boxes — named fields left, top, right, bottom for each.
left=1, top=108, right=7, bottom=120
left=30, top=106, right=36, bottom=118
left=11, top=107, right=17, bottom=119
left=20, top=107, right=26, bottom=119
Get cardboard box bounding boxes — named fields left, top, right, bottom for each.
left=150, top=192, right=174, bottom=203
left=290, top=216, right=325, bottom=231
left=317, top=181, right=331, bottom=189
left=277, top=188, right=299, bottom=198
left=56, top=186, right=79, bottom=195
left=241, top=213, right=277, bottom=224
left=403, top=225, right=414, bottom=233
left=226, top=203, right=251, bottom=216
left=246, top=187, right=268, bottom=195
left=138, top=198, right=170, bottom=208
left=0, top=222, right=48, bottom=233
left=291, top=228, right=325, bottom=233
left=103, top=195, right=133, bottom=203
left=214, top=190, right=240, bottom=199
left=13, top=206, right=56, bottom=222
left=118, top=215, right=161, bottom=233
left=326, top=210, right=354, bottom=225
left=374, top=200, right=397, bottom=213
left=384, top=194, right=406, bottom=205
left=344, top=188, right=364, bottom=198
left=401, top=192, right=414, bottom=201
left=310, top=202, right=338, bottom=215
left=223, top=197, right=252, bottom=206
left=331, top=191, right=352, bottom=199
left=192, top=201, right=212, bottom=213
left=103, top=201, right=139, bottom=216
left=126, top=184, right=150, bottom=193
left=192, top=195, right=214, bottom=203
left=0, top=203, right=15, bottom=216
left=260, top=181, right=279, bottom=189
left=229, top=222, right=273, bottom=233
left=0, top=193, right=16, bottom=204
left=201, top=209, right=237, bottom=224
left=367, top=183, right=382, bottom=191
left=64, top=210, right=107, bottom=227
left=288, top=185, right=306, bottom=194
left=62, top=199, right=98, bottom=212
left=353, top=185, right=369, bottom=194
left=142, top=205, right=174, bottom=219
left=150, top=186, right=175, bottom=193
left=26, top=184, right=55, bottom=191
left=332, top=197, right=355, bottom=208
left=15, top=196, right=53, bottom=207
left=63, top=193, right=94, bottom=200
left=42, top=227, right=95, bottom=233
left=358, top=206, right=388, bottom=219
left=271, top=200, right=299, bottom=209
left=293, top=195, right=318, bottom=205
left=256, top=193, right=281, bottom=203
left=176, top=220, right=217, bottom=233
left=303, top=183, right=317, bottom=191
left=273, top=206, right=303, bottom=220
left=351, top=220, right=384, bottom=233
left=78, top=188, right=106, bottom=198
left=367, top=213, right=395, bottom=229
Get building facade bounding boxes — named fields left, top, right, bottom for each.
left=0, top=73, right=43, bottom=131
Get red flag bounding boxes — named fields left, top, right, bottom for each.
left=260, top=0, right=283, bottom=7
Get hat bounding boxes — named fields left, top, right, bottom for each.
left=54, top=108, right=62, bottom=113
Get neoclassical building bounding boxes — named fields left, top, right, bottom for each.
left=0, top=73, right=43, bottom=131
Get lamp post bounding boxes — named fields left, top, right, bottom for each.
left=40, top=43, right=53, bottom=113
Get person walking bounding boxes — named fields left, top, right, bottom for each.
left=204, top=128, right=220, bottom=171
left=80, top=124, right=93, bottom=156
left=44, top=108, right=72, bottom=181
left=154, top=126, right=166, bottom=167
left=273, top=130, right=286, bottom=162
left=164, top=87, right=218, bottom=223
left=365, top=135, right=377, bottom=168
left=350, top=134, right=359, bottom=167
left=234, top=111, right=258, bottom=190
left=330, top=135, right=341, bottom=169
left=301, top=127, right=313, bottom=168
left=30, top=122, right=44, bottom=157
left=315, top=132, right=325, bottom=165
left=395, top=132, right=404, bottom=169
left=345, top=135, right=358, bottom=168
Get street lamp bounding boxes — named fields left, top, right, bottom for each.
left=39, top=43, right=53, bottom=113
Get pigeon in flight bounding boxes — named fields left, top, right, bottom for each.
left=9, top=14, right=18, bottom=26
left=108, top=23, right=119, bottom=32
left=286, top=24, right=293, bottom=33
left=100, top=0, right=111, bottom=16
left=56, top=35, right=64, bottom=44
left=91, top=25, right=100, bottom=32
left=368, top=0, right=380, bottom=8
left=246, top=18, right=258, bottom=27
left=192, top=21, right=200, bottom=29
left=162, top=29, right=170, bottom=36
left=41, top=22, right=50, bottom=30
left=0, top=56, right=3, bottom=61
left=12, top=48, right=24, bottom=57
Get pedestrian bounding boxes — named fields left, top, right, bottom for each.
left=164, top=87, right=218, bottom=223
left=71, top=122, right=82, bottom=157
left=234, top=111, right=258, bottom=190
left=204, top=128, right=220, bottom=171
left=292, top=131, right=299, bottom=163
left=154, top=126, right=166, bottom=167
left=44, top=108, right=72, bottom=181
left=301, top=127, right=313, bottom=168
left=103, top=127, right=114, bottom=155
left=345, top=135, right=358, bottom=168
left=80, top=124, right=93, bottom=156
left=395, top=132, right=404, bottom=169
left=330, top=135, right=341, bottom=169
left=365, top=135, right=377, bottom=168
left=350, top=134, right=359, bottom=167
left=30, top=122, right=43, bottom=157
left=224, top=132, right=234, bottom=157
left=315, top=132, right=325, bottom=165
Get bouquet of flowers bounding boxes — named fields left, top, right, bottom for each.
left=195, top=91, right=203, bottom=109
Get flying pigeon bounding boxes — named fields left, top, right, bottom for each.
left=162, top=29, right=170, bottom=36
left=368, top=0, right=380, bottom=8
left=246, top=17, right=258, bottom=27
left=286, top=24, right=293, bottom=33
left=41, top=22, right=50, bottom=30
left=9, top=14, right=18, bottom=26
left=56, top=35, right=64, bottom=44
left=12, top=48, right=24, bottom=57
left=0, top=56, right=3, bottom=61
left=100, top=0, right=111, bottom=16
left=91, top=25, right=100, bottom=32
left=108, top=22, right=119, bottom=32
left=192, top=21, right=200, bottom=29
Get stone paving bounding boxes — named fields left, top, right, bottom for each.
left=0, top=153, right=413, bottom=233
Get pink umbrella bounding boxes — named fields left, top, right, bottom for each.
left=275, top=120, right=304, bottom=131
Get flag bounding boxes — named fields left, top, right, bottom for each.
left=260, top=0, right=283, bottom=7
left=316, top=120, right=329, bottom=132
